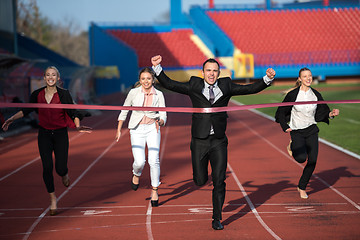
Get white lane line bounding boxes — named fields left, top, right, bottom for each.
left=0, top=114, right=114, bottom=182
left=0, top=208, right=44, bottom=211
left=0, top=135, right=35, bottom=152
left=312, top=174, right=360, bottom=211
left=0, top=156, right=40, bottom=182
left=343, top=118, right=360, bottom=124
left=230, top=100, right=360, bottom=160
left=1, top=218, right=211, bottom=239
left=146, top=123, right=170, bottom=240
left=230, top=101, right=360, bottom=212
left=22, top=129, right=127, bottom=240
left=239, top=115, right=360, bottom=211
left=228, top=163, right=282, bottom=240
left=255, top=203, right=347, bottom=206
left=2, top=209, right=359, bottom=221
left=146, top=201, right=154, bottom=240
left=0, top=202, right=348, bottom=212
left=318, top=138, right=360, bottom=160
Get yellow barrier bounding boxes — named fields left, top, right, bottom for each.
left=234, top=53, right=254, bottom=78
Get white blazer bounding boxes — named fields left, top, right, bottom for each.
left=118, top=86, right=167, bottom=129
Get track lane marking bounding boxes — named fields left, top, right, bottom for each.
left=230, top=100, right=360, bottom=211
left=22, top=127, right=128, bottom=240
left=0, top=135, right=35, bottom=152
left=227, top=163, right=282, bottom=240
left=0, top=114, right=114, bottom=182
left=2, top=209, right=359, bottom=221
left=236, top=111, right=360, bottom=211
left=230, top=100, right=360, bottom=160
left=0, top=202, right=349, bottom=212
left=0, top=218, right=211, bottom=239
left=226, top=100, right=358, bottom=239
left=146, top=122, right=170, bottom=240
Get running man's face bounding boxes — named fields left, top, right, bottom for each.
left=298, top=70, right=313, bottom=87
left=202, top=62, right=220, bottom=85
left=44, top=68, right=59, bottom=87
left=139, top=72, right=154, bottom=91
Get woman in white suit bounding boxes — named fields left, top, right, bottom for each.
left=116, top=67, right=166, bottom=207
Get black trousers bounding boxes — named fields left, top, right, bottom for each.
left=290, top=124, right=319, bottom=190
left=190, top=135, right=228, bottom=220
left=38, top=127, right=69, bottom=193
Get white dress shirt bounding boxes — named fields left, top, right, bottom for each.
left=203, top=81, right=223, bottom=103
left=289, top=88, right=317, bottom=130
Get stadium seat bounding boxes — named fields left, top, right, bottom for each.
left=107, top=29, right=208, bottom=68
left=207, top=7, right=360, bottom=66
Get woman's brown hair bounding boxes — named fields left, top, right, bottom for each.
left=283, top=67, right=311, bottom=95
left=134, top=67, right=156, bottom=88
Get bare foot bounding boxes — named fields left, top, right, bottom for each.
left=132, top=175, right=139, bottom=185
left=287, top=140, right=292, bottom=157
left=62, top=174, right=70, bottom=187
left=151, top=188, right=158, bottom=201
left=297, top=187, right=308, bottom=199
left=49, top=192, right=57, bottom=215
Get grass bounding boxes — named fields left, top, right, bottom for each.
left=232, top=82, right=360, bottom=155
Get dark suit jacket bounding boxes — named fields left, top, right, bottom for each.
left=157, top=70, right=269, bottom=139
left=275, top=86, right=331, bottom=132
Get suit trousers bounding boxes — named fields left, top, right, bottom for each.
left=190, top=135, right=228, bottom=220
left=38, top=127, right=69, bottom=193
left=290, top=124, right=319, bottom=190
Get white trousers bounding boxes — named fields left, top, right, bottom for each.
left=130, top=122, right=161, bottom=188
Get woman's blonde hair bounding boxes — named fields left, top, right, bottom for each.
left=44, top=66, right=60, bottom=78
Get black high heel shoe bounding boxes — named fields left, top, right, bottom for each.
left=131, top=175, right=139, bottom=191
left=151, top=188, right=159, bottom=207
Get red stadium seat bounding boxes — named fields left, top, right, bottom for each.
left=207, top=8, right=360, bottom=66
left=107, top=29, right=208, bottom=68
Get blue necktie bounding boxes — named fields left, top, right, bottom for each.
left=209, top=85, right=215, bottom=104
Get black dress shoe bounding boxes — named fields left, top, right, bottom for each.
left=131, top=175, right=139, bottom=191
left=212, top=220, right=224, bottom=230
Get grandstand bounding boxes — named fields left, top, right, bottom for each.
left=207, top=8, right=360, bottom=66
left=1, top=0, right=359, bottom=137
left=107, top=29, right=208, bottom=68
left=1, top=0, right=359, bottom=98
left=91, top=0, right=360, bottom=95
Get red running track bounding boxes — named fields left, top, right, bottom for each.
left=0, top=92, right=359, bottom=240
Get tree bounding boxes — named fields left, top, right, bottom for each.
left=16, top=0, right=89, bottom=66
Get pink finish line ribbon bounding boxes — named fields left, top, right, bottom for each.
left=0, top=100, right=359, bottom=113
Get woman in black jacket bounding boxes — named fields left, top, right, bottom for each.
left=275, top=67, right=339, bottom=199
left=2, top=66, right=91, bottom=215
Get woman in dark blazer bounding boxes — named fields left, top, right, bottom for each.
left=275, top=67, right=339, bottom=199
left=2, top=66, right=91, bottom=215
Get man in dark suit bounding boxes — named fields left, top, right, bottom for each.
left=151, top=55, right=275, bottom=230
